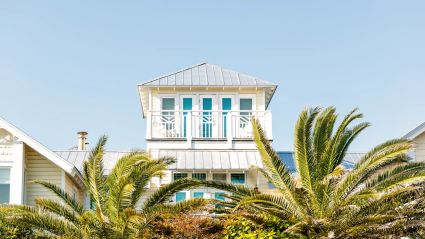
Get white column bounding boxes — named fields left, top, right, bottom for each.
left=186, top=112, right=192, bottom=148
left=10, top=141, right=24, bottom=204
left=227, top=112, right=233, bottom=149
left=146, top=111, right=152, bottom=139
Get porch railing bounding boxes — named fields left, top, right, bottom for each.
left=146, top=110, right=272, bottom=141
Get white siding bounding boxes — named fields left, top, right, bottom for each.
left=25, top=146, right=62, bottom=205
left=414, top=132, right=425, bottom=162
left=65, top=174, right=84, bottom=204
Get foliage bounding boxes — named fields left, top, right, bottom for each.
left=1, top=136, right=206, bottom=239
left=199, top=107, right=425, bottom=238
left=223, top=214, right=293, bottom=239
left=146, top=213, right=224, bottom=239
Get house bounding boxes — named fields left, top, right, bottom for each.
left=0, top=117, right=84, bottom=205
left=137, top=62, right=278, bottom=202
left=0, top=62, right=374, bottom=207
left=404, top=122, right=425, bottom=161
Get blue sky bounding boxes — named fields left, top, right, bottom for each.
left=0, top=1, right=424, bottom=152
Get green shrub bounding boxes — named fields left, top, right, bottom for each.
left=223, top=216, right=294, bottom=239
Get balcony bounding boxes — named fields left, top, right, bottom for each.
left=146, top=110, right=272, bottom=141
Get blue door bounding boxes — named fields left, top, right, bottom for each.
left=176, top=192, right=186, bottom=202
left=221, top=98, right=232, bottom=137
left=182, top=98, right=192, bottom=137
left=202, top=98, right=213, bottom=138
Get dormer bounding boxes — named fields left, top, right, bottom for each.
left=137, top=63, right=277, bottom=150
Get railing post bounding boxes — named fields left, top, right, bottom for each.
left=187, top=112, right=192, bottom=148
left=146, top=111, right=152, bottom=139
left=227, top=112, right=233, bottom=149
left=266, top=111, right=273, bottom=140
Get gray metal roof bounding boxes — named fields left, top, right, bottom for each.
left=54, top=150, right=129, bottom=174
left=54, top=150, right=364, bottom=174
left=404, top=122, right=425, bottom=139
left=139, top=62, right=277, bottom=88
left=155, top=150, right=264, bottom=170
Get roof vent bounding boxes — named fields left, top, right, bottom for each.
left=77, top=131, right=88, bottom=151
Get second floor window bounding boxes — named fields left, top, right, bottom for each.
left=192, top=173, right=207, bottom=181
left=173, top=173, right=188, bottom=181
left=231, top=173, right=245, bottom=185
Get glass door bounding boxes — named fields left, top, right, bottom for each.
left=200, top=96, right=214, bottom=138
left=180, top=96, right=193, bottom=138
left=161, top=98, right=175, bottom=137
left=220, top=96, right=233, bottom=138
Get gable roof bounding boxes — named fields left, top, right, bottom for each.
left=138, top=63, right=278, bottom=117
left=0, top=116, right=82, bottom=181
left=404, top=122, right=425, bottom=140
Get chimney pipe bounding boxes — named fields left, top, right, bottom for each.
left=77, top=131, right=88, bottom=150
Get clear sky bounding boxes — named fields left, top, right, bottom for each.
left=1, top=1, right=424, bottom=152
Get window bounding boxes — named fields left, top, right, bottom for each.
left=214, top=192, right=225, bottom=209
left=212, top=173, right=227, bottom=183
left=268, top=181, right=276, bottom=189
left=239, top=98, right=253, bottom=130
left=239, top=98, right=253, bottom=112
left=0, top=168, right=10, bottom=203
left=176, top=192, right=186, bottom=202
left=162, top=98, right=175, bottom=111
left=231, top=173, right=245, bottom=185
left=193, top=192, right=204, bottom=198
left=173, top=173, right=188, bottom=181
left=72, top=188, right=78, bottom=201
left=192, top=173, right=206, bottom=181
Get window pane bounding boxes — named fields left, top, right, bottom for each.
left=176, top=192, right=186, bottom=202
left=192, top=173, right=206, bottom=181
left=0, top=168, right=10, bottom=203
left=212, top=173, right=227, bottom=182
left=173, top=173, right=188, bottom=181
left=239, top=99, right=252, bottom=111
left=214, top=192, right=225, bottom=201
left=202, top=98, right=212, bottom=110
left=268, top=181, right=276, bottom=189
left=162, top=98, right=175, bottom=110
left=231, top=174, right=245, bottom=185
left=183, top=98, right=192, bottom=111
left=222, top=98, right=232, bottom=111
left=193, top=192, right=204, bottom=198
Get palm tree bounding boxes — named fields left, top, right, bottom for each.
left=201, top=107, right=425, bottom=238
left=2, top=136, right=206, bottom=239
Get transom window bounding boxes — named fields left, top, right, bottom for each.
left=173, top=173, right=188, bottom=181
left=212, top=173, right=227, bottom=183
left=192, top=173, right=207, bottom=181
left=230, top=173, right=245, bottom=185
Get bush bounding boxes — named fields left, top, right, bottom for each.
left=223, top=215, right=293, bottom=239
left=147, top=213, right=224, bottom=239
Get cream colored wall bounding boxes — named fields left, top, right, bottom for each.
left=414, top=132, right=425, bottom=161
left=65, top=174, right=85, bottom=204
left=25, top=145, right=62, bottom=205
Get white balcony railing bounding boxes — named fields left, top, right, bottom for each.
left=146, top=110, right=272, bottom=141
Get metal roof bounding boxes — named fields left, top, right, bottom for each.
left=139, top=62, right=277, bottom=88
left=404, top=122, right=425, bottom=140
left=155, top=150, right=264, bottom=170
left=54, top=150, right=129, bottom=174
left=53, top=150, right=364, bottom=174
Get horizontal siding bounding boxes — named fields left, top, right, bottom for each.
left=415, top=133, right=425, bottom=162
left=25, top=146, right=62, bottom=205
left=65, top=174, right=85, bottom=204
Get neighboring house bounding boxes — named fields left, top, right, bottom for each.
left=0, top=117, right=84, bottom=206
left=404, top=122, right=425, bottom=161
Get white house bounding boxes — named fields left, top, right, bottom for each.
left=0, top=117, right=85, bottom=206
left=137, top=62, right=278, bottom=202
left=405, top=122, right=425, bottom=161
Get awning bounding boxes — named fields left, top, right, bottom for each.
left=155, top=150, right=264, bottom=170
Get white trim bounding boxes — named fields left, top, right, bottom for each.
left=0, top=117, right=77, bottom=175
left=404, top=122, right=425, bottom=140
